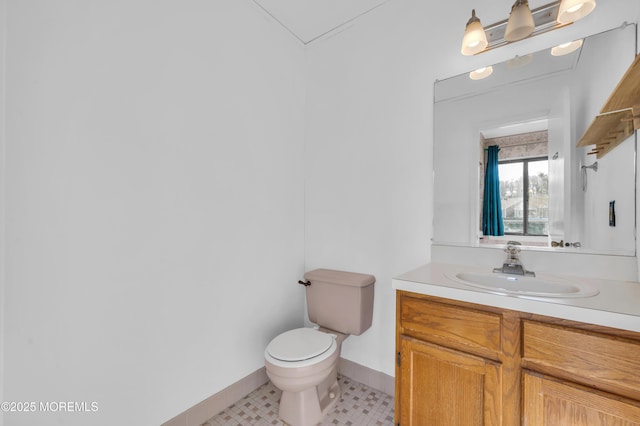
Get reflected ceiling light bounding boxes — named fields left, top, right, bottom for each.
left=551, top=39, right=584, bottom=56
left=507, top=54, right=533, bottom=69
left=461, top=9, right=488, bottom=56
left=505, top=0, right=535, bottom=42
left=557, top=0, right=596, bottom=24
left=469, top=66, right=494, bottom=80
left=460, top=1, right=596, bottom=56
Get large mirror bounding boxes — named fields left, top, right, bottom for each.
left=433, top=24, right=637, bottom=256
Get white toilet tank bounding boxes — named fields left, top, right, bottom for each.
left=303, top=269, right=375, bottom=335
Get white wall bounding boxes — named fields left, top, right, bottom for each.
left=3, top=1, right=640, bottom=425
left=304, top=0, right=640, bottom=379
left=2, top=1, right=306, bottom=425
left=547, top=87, right=571, bottom=243
left=0, top=0, right=6, bottom=416
left=304, top=0, right=434, bottom=377
left=572, top=25, right=637, bottom=253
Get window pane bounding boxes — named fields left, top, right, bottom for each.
left=499, top=162, right=523, bottom=234
left=527, top=160, right=548, bottom=236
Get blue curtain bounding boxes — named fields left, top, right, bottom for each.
left=483, top=145, right=504, bottom=236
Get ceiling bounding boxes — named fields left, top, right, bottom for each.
left=251, top=0, right=391, bottom=44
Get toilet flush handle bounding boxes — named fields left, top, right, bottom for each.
left=298, top=279, right=311, bottom=287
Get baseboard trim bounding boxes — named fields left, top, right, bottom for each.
left=162, top=358, right=395, bottom=426
left=338, top=358, right=395, bottom=396
left=161, top=367, right=268, bottom=426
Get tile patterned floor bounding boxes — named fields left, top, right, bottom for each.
left=202, top=375, right=394, bottom=425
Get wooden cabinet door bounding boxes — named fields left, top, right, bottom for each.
left=523, top=371, right=640, bottom=425
left=399, top=335, right=502, bottom=425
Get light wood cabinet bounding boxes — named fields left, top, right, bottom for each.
left=395, top=290, right=640, bottom=426
left=523, top=371, right=640, bottom=425
left=399, top=335, right=501, bottom=425
left=522, top=320, right=640, bottom=401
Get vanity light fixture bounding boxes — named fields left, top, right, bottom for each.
left=469, top=66, right=494, bottom=80
left=461, top=9, right=489, bottom=55
left=504, top=0, right=535, bottom=42
left=461, top=0, right=596, bottom=56
left=507, top=53, right=533, bottom=69
left=557, top=0, right=596, bottom=24
left=550, top=39, right=583, bottom=56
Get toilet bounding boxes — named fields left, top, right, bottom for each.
left=264, top=268, right=375, bottom=426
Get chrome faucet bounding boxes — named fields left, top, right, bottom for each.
left=493, top=241, right=535, bottom=276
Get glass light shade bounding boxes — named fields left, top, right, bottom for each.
left=557, top=0, right=596, bottom=24
left=461, top=10, right=488, bottom=55
left=469, top=66, right=493, bottom=80
left=504, top=1, right=535, bottom=42
left=550, top=39, right=583, bottom=56
left=507, top=54, right=533, bottom=69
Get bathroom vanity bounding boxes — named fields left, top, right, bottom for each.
left=393, top=263, right=640, bottom=425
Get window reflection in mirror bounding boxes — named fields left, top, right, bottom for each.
left=479, top=127, right=550, bottom=247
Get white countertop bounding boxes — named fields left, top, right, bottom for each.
left=393, top=263, right=640, bottom=333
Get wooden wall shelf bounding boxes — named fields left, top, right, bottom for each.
left=577, top=54, right=640, bottom=158
left=577, top=109, right=635, bottom=158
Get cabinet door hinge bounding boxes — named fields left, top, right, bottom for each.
left=397, top=351, right=401, bottom=367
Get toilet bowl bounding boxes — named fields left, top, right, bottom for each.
left=264, top=269, right=375, bottom=426
left=264, top=328, right=343, bottom=426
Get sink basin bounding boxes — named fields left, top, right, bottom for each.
left=449, top=272, right=599, bottom=298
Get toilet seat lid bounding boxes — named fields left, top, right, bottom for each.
left=266, top=328, right=334, bottom=362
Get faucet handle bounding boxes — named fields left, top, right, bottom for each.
left=504, top=241, right=521, bottom=257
